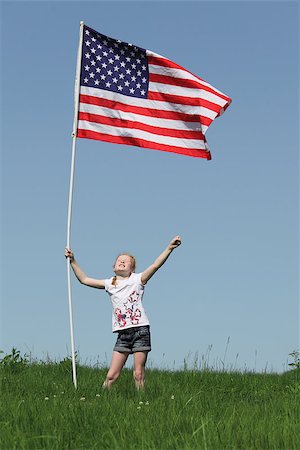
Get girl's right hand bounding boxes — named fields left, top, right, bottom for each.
left=65, top=247, right=74, bottom=262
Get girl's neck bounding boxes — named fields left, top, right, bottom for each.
left=116, top=274, right=131, bottom=280
left=112, top=273, right=130, bottom=287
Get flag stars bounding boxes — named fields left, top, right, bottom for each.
left=81, top=26, right=148, bottom=99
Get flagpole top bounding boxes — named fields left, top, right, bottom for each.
left=80, top=21, right=84, bottom=26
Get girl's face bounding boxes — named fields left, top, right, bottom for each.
left=113, top=255, right=134, bottom=276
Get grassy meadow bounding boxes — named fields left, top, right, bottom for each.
left=0, top=352, right=299, bottom=450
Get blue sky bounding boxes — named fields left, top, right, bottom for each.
left=1, top=1, right=299, bottom=374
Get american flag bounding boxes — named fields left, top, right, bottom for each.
left=77, top=25, right=231, bottom=159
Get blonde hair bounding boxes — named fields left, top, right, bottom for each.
left=112, top=253, right=136, bottom=286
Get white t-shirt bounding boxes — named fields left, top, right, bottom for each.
left=104, top=272, right=150, bottom=332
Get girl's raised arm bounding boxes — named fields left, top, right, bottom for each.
left=141, top=236, right=181, bottom=285
left=65, top=248, right=105, bottom=289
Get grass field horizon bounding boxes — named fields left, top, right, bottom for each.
left=1, top=348, right=299, bottom=449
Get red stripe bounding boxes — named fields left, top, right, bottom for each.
left=77, top=128, right=211, bottom=160
left=147, top=55, right=209, bottom=84
left=79, top=112, right=205, bottom=140
left=148, top=91, right=222, bottom=113
left=148, top=55, right=205, bottom=79
left=149, top=73, right=231, bottom=103
left=79, top=94, right=201, bottom=123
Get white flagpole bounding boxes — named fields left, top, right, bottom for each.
left=66, top=20, right=84, bottom=389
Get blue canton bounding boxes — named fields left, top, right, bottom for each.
left=80, top=26, right=149, bottom=99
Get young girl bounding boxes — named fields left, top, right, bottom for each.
left=65, top=236, right=181, bottom=390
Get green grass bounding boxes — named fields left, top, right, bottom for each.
left=0, top=361, right=299, bottom=449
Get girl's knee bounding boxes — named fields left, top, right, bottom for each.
left=106, top=370, right=120, bottom=383
left=133, top=368, right=144, bottom=382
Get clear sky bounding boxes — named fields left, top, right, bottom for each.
left=1, top=1, right=299, bottom=374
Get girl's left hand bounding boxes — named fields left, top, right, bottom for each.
left=169, top=236, right=182, bottom=249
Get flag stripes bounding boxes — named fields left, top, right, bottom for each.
left=80, top=89, right=215, bottom=119
left=78, top=119, right=207, bottom=149
left=79, top=112, right=205, bottom=139
left=79, top=105, right=203, bottom=133
left=77, top=28, right=231, bottom=159
left=77, top=129, right=210, bottom=159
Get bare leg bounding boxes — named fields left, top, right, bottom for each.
left=133, top=351, right=148, bottom=390
left=102, top=351, right=129, bottom=389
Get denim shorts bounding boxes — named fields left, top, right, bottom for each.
left=113, top=325, right=151, bottom=354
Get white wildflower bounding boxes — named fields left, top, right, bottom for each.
left=171, top=395, right=175, bottom=400
left=80, top=397, right=86, bottom=401
left=96, top=394, right=101, bottom=397
left=139, top=401, right=143, bottom=405
left=145, top=401, right=149, bottom=405
left=44, top=397, right=49, bottom=401
left=137, top=406, right=141, bottom=410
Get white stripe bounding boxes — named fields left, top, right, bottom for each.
left=80, top=86, right=217, bottom=120
left=149, top=81, right=228, bottom=107
left=79, top=103, right=202, bottom=132
left=78, top=120, right=207, bottom=149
